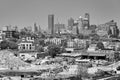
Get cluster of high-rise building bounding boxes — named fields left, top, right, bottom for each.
left=96, top=20, right=119, bottom=38
left=47, top=13, right=120, bottom=40
left=48, top=13, right=90, bottom=35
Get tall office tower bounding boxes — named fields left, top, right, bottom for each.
left=48, top=14, right=54, bottom=34
left=68, top=18, right=74, bottom=30
left=84, top=13, right=90, bottom=29
left=34, top=23, right=38, bottom=33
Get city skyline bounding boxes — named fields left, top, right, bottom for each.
left=0, top=0, right=120, bottom=30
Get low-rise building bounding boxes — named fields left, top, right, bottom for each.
left=44, top=37, right=62, bottom=45
left=0, top=30, right=5, bottom=42
left=67, top=39, right=75, bottom=48
left=17, top=36, right=35, bottom=51
left=19, top=51, right=38, bottom=61
left=87, top=44, right=97, bottom=52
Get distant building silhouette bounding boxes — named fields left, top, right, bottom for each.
left=68, top=18, right=74, bottom=30
left=54, top=23, right=65, bottom=34
left=27, top=26, right=32, bottom=32
left=34, top=23, right=38, bottom=33
left=84, top=13, right=90, bottom=29
left=97, top=20, right=119, bottom=38
left=48, top=14, right=54, bottom=34
left=75, top=13, right=90, bottom=35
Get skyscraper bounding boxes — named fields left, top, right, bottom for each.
left=68, top=18, right=74, bottom=30
left=84, top=13, right=90, bottom=29
left=48, top=14, right=54, bottom=34
left=34, top=23, right=38, bottom=33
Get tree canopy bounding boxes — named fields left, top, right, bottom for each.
left=96, top=42, right=104, bottom=50
left=47, top=44, right=65, bottom=58
left=0, top=40, right=9, bottom=49
left=0, top=40, right=18, bottom=50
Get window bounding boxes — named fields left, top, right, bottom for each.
left=67, top=51, right=71, bottom=53
left=23, top=44, right=25, bottom=49
left=26, top=44, right=28, bottom=49
left=29, top=44, right=32, bottom=50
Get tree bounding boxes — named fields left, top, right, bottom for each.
left=96, top=42, right=104, bottom=50
left=0, top=40, right=18, bottom=50
left=61, top=40, right=67, bottom=47
left=20, top=28, right=27, bottom=36
left=40, top=33, right=46, bottom=38
left=0, top=40, right=9, bottom=49
left=39, top=39, right=45, bottom=46
left=36, top=46, right=44, bottom=52
left=90, top=33, right=100, bottom=41
left=47, top=44, right=63, bottom=58
left=20, top=27, right=33, bottom=37
left=77, top=65, right=90, bottom=79
left=83, top=35, right=89, bottom=39
left=8, top=41, right=18, bottom=50
left=114, top=52, right=120, bottom=61
left=13, top=32, right=20, bottom=39
left=77, top=34, right=84, bottom=39
left=45, top=41, right=52, bottom=46
left=60, top=46, right=66, bottom=53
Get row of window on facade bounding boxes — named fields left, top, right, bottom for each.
left=18, top=43, right=35, bottom=51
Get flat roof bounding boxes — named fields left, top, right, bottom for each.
left=59, top=53, right=82, bottom=57
left=59, top=51, right=106, bottom=57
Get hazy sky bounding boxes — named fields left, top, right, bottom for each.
left=0, top=0, right=120, bottom=30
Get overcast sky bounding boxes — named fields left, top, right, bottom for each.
left=0, top=0, right=120, bottom=30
